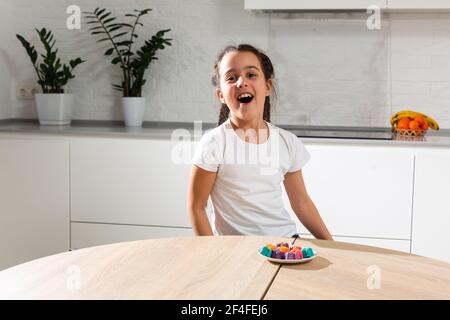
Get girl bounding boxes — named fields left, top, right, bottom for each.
left=188, top=44, right=332, bottom=240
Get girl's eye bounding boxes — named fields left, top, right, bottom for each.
left=226, top=76, right=236, bottom=82
left=248, top=73, right=256, bottom=78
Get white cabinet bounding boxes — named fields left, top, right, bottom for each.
left=70, top=138, right=192, bottom=227
left=3, top=132, right=449, bottom=264
left=71, top=222, right=193, bottom=250
left=0, top=138, right=69, bottom=270
left=284, top=142, right=414, bottom=240
left=412, top=148, right=450, bottom=263
left=245, top=0, right=387, bottom=10
left=245, top=0, right=450, bottom=11
left=387, top=0, right=450, bottom=10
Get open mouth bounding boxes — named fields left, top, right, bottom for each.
left=237, top=93, right=254, bottom=104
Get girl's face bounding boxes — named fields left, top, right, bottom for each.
left=216, top=51, right=272, bottom=123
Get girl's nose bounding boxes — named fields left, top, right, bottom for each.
left=236, top=76, right=248, bottom=88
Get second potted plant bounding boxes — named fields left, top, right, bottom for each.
left=16, top=28, right=85, bottom=125
left=85, top=7, right=172, bottom=127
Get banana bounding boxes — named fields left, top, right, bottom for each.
left=423, top=114, right=440, bottom=130
left=389, top=110, right=439, bottom=130
left=390, top=110, right=420, bottom=125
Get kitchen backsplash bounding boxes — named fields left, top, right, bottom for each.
left=2, top=0, right=450, bottom=128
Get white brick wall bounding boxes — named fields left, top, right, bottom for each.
left=0, top=0, right=12, bottom=119
left=390, top=13, right=450, bottom=128
left=2, top=1, right=450, bottom=128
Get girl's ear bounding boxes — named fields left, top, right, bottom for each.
left=265, top=79, right=273, bottom=96
left=216, top=88, right=225, bottom=103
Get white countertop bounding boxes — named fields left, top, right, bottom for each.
left=1, top=120, right=450, bottom=147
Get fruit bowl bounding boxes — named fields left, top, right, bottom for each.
left=394, top=128, right=427, bottom=137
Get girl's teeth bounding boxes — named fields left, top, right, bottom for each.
left=237, top=94, right=254, bottom=103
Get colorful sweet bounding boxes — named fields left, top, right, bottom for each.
left=262, top=242, right=315, bottom=260
left=260, top=246, right=273, bottom=257
left=273, top=250, right=286, bottom=260
left=271, top=249, right=278, bottom=258
left=302, top=247, right=315, bottom=258
left=286, top=252, right=296, bottom=260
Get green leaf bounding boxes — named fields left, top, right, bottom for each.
left=89, top=26, right=104, bottom=31
left=104, top=48, right=115, bottom=56
left=69, top=57, right=84, bottom=69
left=112, top=32, right=128, bottom=39
left=100, top=12, right=111, bottom=20
left=139, top=8, right=152, bottom=15
left=108, top=25, right=122, bottom=33
left=103, top=17, right=116, bottom=24
left=116, top=40, right=133, bottom=47
left=123, top=23, right=135, bottom=28
left=96, top=8, right=106, bottom=17
left=111, top=57, right=122, bottom=64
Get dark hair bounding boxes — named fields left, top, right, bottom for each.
left=211, top=44, right=276, bottom=126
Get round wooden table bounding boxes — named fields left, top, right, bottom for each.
left=0, top=236, right=449, bottom=299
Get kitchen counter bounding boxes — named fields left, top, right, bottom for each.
left=1, top=236, right=449, bottom=299
left=1, top=119, right=450, bottom=147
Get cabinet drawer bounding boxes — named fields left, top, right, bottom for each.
left=0, top=138, right=69, bottom=270
left=71, top=222, right=193, bottom=250
left=70, top=139, right=192, bottom=227
left=286, top=143, right=414, bottom=239
left=298, top=234, right=411, bottom=253
left=412, top=148, right=450, bottom=263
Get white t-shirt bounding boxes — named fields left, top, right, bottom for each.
left=191, top=119, right=311, bottom=237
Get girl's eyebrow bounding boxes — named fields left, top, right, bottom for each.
left=224, top=65, right=261, bottom=74
left=243, top=65, right=261, bottom=71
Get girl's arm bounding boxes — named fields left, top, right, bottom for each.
left=283, top=170, right=333, bottom=240
left=187, top=165, right=217, bottom=236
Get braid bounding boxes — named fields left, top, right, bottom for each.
left=218, top=103, right=230, bottom=126
left=263, top=96, right=271, bottom=123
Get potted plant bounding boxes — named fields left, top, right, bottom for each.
left=84, top=7, right=172, bottom=127
left=16, top=28, right=85, bottom=125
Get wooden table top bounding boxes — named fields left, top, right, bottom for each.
left=0, top=236, right=449, bottom=300
left=267, top=238, right=450, bottom=300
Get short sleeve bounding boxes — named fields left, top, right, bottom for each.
left=191, top=131, right=223, bottom=172
left=288, top=139, right=311, bottom=172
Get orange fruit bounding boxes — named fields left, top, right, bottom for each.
left=421, top=121, right=429, bottom=130
left=415, top=116, right=426, bottom=127
left=409, top=120, right=420, bottom=130
left=397, top=118, right=410, bottom=130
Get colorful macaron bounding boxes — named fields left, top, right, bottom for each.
left=261, top=242, right=315, bottom=260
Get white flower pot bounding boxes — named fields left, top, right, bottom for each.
left=34, top=93, right=74, bottom=125
left=122, top=97, right=146, bottom=127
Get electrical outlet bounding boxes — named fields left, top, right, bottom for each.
left=16, top=83, right=40, bottom=100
